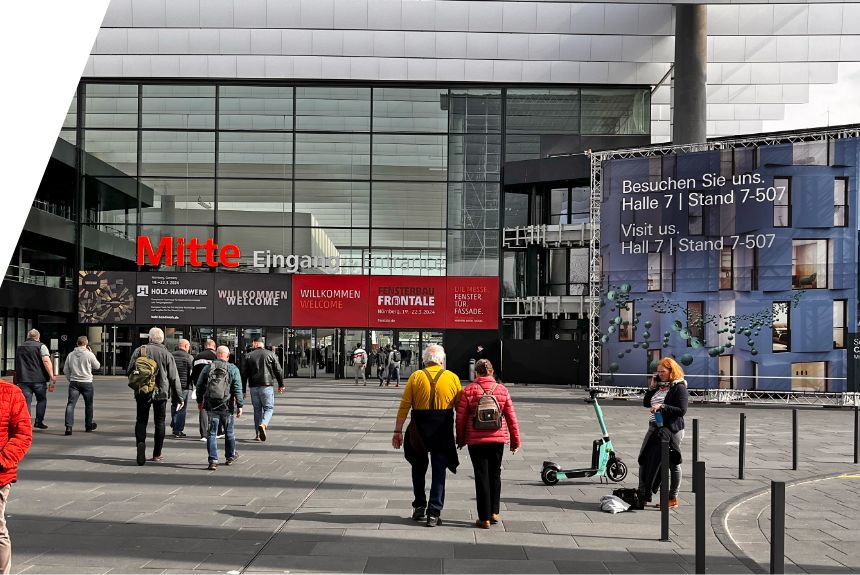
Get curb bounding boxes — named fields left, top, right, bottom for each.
left=711, top=472, right=850, bottom=574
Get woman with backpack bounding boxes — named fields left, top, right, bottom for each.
left=456, top=359, right=521, bottom=529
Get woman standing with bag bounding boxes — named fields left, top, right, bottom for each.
left=456, top=359, right=521, bottom=529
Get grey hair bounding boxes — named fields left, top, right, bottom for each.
left=148, top=327, right=164, bottom=343
left=77, top=336, right=89, bottom=347
left=28, top=329, right=40, bottom=340
left=422, top=345, right=445, bottom=366
left=216, top=346, right=231, bottom=359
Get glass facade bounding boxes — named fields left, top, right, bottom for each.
left=58, top=81, right=648, bottom=279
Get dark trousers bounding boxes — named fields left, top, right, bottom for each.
left=468, top=443, right=504, bottom=521
left=199, top=406, right=226, bottom=439
left=65, top=381, right=94, bottom=429
left=411, top=450, right=448, bottom=517
left=19, top=382, right=48, bottom=424
left=135, top=396, right=167, bottom=458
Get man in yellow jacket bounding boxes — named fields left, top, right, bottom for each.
left=392, top=345, right=462, bottom=527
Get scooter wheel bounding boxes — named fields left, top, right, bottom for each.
left=541, top=467, right=559, bottom=486
left=607, top=459, right=628, bottom=482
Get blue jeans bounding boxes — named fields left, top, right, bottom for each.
left=65, top=382, right=94, bottom=429
left=250, top=386, right=275, bottom=429
left=19, top=382, right=48, bottom=424
left=207, top=409, right=235, bottom=464
left=411, top=450, right=448, bottom=517
left=171, top=390, right=190, bottom=433
left=387, top=365, right=401, bottom=386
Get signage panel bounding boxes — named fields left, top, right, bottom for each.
left=78, top=271, right=137, bottom=324
left=446, top=277, right=499, bottom=330
left=291, top=275, right=370, bottom=327
left=135, top=273, right=214, bottom=325
left=369, top=277, right=446, bottom=329
left=214, top=274, right=292, bottom=326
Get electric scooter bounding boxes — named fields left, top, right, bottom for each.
left=540, top=389, right=628, bottom=485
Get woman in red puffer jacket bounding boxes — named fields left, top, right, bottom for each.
left=456, top=359, right=521, bottom=529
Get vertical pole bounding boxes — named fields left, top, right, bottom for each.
left=660, top=438, right=670, bottom=542
left=854, top=405, right=858, bottom=465
left=672, top=5, right=708, bottom=145
left=770, top=481, right=785, bottom=574
left=792, top=409, right=798, bottom=471
left=739, top=412, right=746, bottom=480
left=692, top=418, right=699, bottom=493
left=695, top=460, right=706, bottom=574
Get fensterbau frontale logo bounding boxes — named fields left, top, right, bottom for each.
left=136, top=237, right=340, bottom=272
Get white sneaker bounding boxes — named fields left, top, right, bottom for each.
left=199, top=437, right=207, bottom=442
left=217, top=434, right=225, bottom=439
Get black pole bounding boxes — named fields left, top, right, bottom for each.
left=692, top=418, right=699, bottom=493
left=695, top=460, right=706, bottom=574
left=739, top=412, right=746, bottom=480
left=855, top=405, right=859, bottom=465
left=770, top=481, right=785, bottom=574
left=660, top=438, right=670, bottom=542
left=792, top=409, right=798, bottom=471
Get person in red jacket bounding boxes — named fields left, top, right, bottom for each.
left=0, top=378, right=34, bottom=574
left=456, top=359, right=520, bottom=529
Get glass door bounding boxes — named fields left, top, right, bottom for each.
left=216, top=327, right=238, bottom=364
left=266, top=328, right=286, bottom=375
left=420, top=331, right=444, bottom=369
left=370, top=330, right=394, bottom=378
left=316, top=328, right=336, bottom=379
left=343, top=329, right=367, bottom=379
left=164, top=327, right=185, bottom=352
left=189, top=326, right=214, bottom=356
left=291, top=329, right=314, bottom=378
left=397, top=331, right=420, bottom=378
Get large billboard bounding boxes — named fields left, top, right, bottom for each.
left=369, top=277, right=446, bottom=329
left=291, top=275, right=370, bottom=327
left=78, top=271, right=136, bottom=324
left=600, top=139, right=859, bottom=392
left=135, top=273, right=215, bottom=325
left=214, top=274, right=291, bottom=327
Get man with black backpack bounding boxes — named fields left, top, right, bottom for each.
left=386, top=344, right=402, bottom=387
left=196, top=346, right=243, bottom=471
left=127, top=328, right=183, bottom=466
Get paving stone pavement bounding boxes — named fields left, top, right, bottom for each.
left=8, top=377, right=860, bottom=574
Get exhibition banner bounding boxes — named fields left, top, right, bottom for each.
left=599, top=139, right=859, bottom=391
left=214, top=274, right=292, bottom=327
left=369, top=277, right=446, bottom=329
left=135, top=272, right=214, bottom=325
left=446, top=277, right=499, bottom=330
left=78, top=271, right=137, bottom=324
left=291, top=275, right=370, bottom=327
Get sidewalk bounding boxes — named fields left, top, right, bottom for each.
left=9, top=378, right=860, bottom=574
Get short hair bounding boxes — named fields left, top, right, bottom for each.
left=28, top=329, right=40, bottom=340
left=77, top=336, right=88, bottom=347
left=216, top=346, right=230, bottom=359
left=148, top=327, right=164, bottom=343
left=179, top=338, right=190, bottom=348
left=658, top=357, right=685, bottom=382
left=205, top=339, right=216, bottom=349
left=252, top=340, right=264, bottom=347
left=475, top=359, right=493, bottom=377
left=422, top=345, right=445, bottom=366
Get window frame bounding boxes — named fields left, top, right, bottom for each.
left=834, top=299, right=847, bottom=350
left=719, top=246, right=733, bottom=290
left=686, top=301, right=704, bottom=347
left=791, top=238, right=829, bottom=290
left=773, top=176, right=791, bottom=228
left=834, top=177, right=849, bottom=228
left=772, top=301, right=791, bottom=353
left=619, top=301, right=633, bottom=342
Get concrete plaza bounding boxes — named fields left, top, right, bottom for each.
left=9, top=377, right=860, bottom=574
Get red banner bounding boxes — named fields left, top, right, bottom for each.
left=291, top=275, right=370, bottom=327
left=369, top=277, right=446, bottom=329
left=446, top=277, right=499, bottom=330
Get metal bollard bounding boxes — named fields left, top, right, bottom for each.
left=770, top=481, right=786, bottom=574
left=660, top=438, right=670, bottom=542
left=692, top=418, right=699, bottom=493
left=695, top=460, right=706, bottom=574
left=792, top=409, right=798, bottom=471
left=739, top=412, right=746, bottom=480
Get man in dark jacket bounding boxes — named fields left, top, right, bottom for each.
left=14, top=329, right=55, bottom=429
left=191, top=339, right=224, bottom=441
left=127, top=327, right=183, bottom=466
left=196, top=346, right=243, bottom=471
left=170, top=339, right=194, bottom=438
left=376, top=346, right=388, bottom=387
left=0, top=376, right=33, bottom=573
left=241, top=339, right=284, bottom=442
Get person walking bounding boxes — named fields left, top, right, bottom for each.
left=0, top=375, right=33, bottom=574
left=196, top=346, right=243, bottom=471
left=456, top=359, right=521, bottom=529
left=637, top=357, right=689, bottom=508
left=127, top=327, right=183, bottom=466
left=14, top=329, right=54, bottom=430
left=392, top=345, right=462, bottom=527
left=376, top=346, right=388, bottom=387
left=191, top=339, right=224, bottom=442
left=387, top=344, right=402, bottom=387
left=352, top=345, right=368, bottom=386
left=62, top=336, right=100, bottom=435
left=170, top=339, right=194, bottom=438
left=241, top=338, right=284, bottom=442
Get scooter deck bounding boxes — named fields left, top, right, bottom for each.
left=556, top=469, right=599, bottom=479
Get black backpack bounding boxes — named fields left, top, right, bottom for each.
left=393, top=350, right=401, bottom=363
left=205, top=362, right=231, bottom=406
left=613, top=487, right=644, bottom=510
